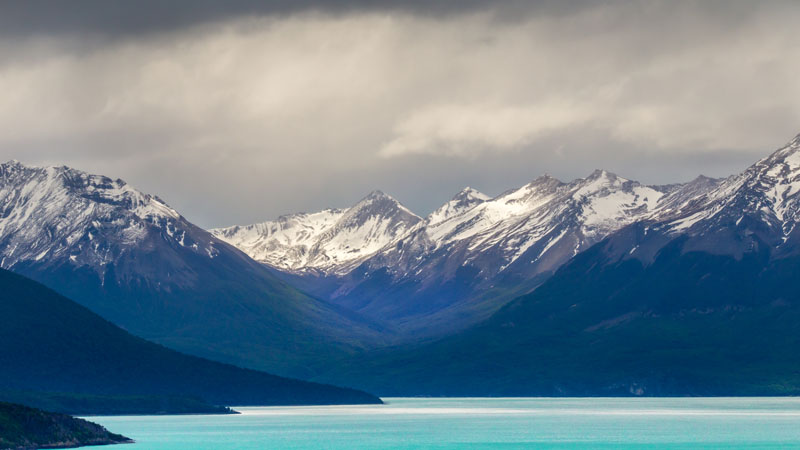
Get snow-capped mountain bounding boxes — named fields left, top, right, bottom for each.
left=369, top=170, right=673, bottom=283
left=216, top=166, right=722, bottom=334
left=325, top=170, right=711, bottom=329
left=209, top=131, right=799, bottom=338
left=619, top=132, right=800, bottom=261
left=210, top=208, right=346, bottom=272
left=211, top=190, right=422, bottom=275
left=0, top=160, right=384, bottom=378
left=664, top=133, right=800, bottom=239
left=426, top=187, right=490, bottom=226
left=0, top=160, right=218, bottom=274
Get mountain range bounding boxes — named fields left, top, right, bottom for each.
left=1, top=132, right=799, bottom=396
left=212, top=156, right=723, bottom=337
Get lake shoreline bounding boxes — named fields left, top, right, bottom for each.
left=86, top=397, right=800, bottom=449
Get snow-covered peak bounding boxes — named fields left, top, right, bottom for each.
left=525, top=173, right=563, bottom=188
left=454, top=187, right=490, bottom=202
left=568, top=170, right=664, bottom=232
left=363, top=189, right=390, bottom=200
left=730, top=135, right=800, bottom=223
left=769, top=133, right=800, bottom=168
left=0, top=160, right=24, bottom=171
left=356, top=167, right=681, bottom=288
left=423, top=176, right=564, bottom=242
left=212, top=190, right=422, bottom=274
left=647, top=176, right=719, bottom=221
left=790, top=132, right=800, bottom=147
left=407, top=169, right=664, bottom=271
left=345, top=190, right=420, bottom=221
left=0, top=161, right=216, bottom=274
left=692, top=174, right=719, bottom=184
left=573, top=170, right=625, bottom=195
left=498, top=175, right=565, bottom=210
left=209, top=208, right=346, bottom=270
left=585, top=168, right=614, bottom=180
left=2, top=162, right=183, bottom=220
left=427, top=187, right=490, bottom=226
left=661, top=134, right=800, bottom=235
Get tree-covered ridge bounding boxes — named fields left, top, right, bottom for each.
left=0, top=401, right=131, bottom=450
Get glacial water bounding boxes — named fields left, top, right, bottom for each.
left=85, top=397, right=800, bottom=449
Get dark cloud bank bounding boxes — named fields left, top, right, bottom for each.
left=0, top=0, right=798, bottom=227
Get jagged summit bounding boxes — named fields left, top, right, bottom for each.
left=454, top=186, right=488, bottom=199
left=427, top=187, right=490, bottom=226
left=692, top=174, right=717, bottom=183
left=586, top=168, right=614, bottom=179
left=658, top=134, right=800, bottom=239
left=362, top=189, right=390, bottom=200
left=212, top=188, right=421, bottom=274
left=0, top=161, right=197, bottom=274
left=757, top=132, right=800, bottom=164
left=216, top=167, right=666, bottom=280
left=348, top=189, right=419, bottom=219
left=0, top=159, right=24, bottom=169
left=525, top=173, right=564, bottom=187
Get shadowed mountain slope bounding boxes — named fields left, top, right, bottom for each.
left=0, top=268, right=382, bottom=410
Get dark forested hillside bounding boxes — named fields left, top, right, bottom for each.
left=0, top=268, right=381, bottom=413
left=0, top=401, right=131, bottom=449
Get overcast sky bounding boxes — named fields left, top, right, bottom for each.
left=1, top=0, right=799, bottom=228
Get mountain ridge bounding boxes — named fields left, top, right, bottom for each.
left=215, top=164, right=723, bottom=337
left=210, top=134, right=798, bottom=345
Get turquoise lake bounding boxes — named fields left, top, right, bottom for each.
left=86, top=397, right=800, bottom=449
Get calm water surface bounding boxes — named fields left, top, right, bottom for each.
left=86, top=397, right=800, bottom=449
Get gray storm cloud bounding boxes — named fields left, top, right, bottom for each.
left=0, top=1, right=798, bottom=227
